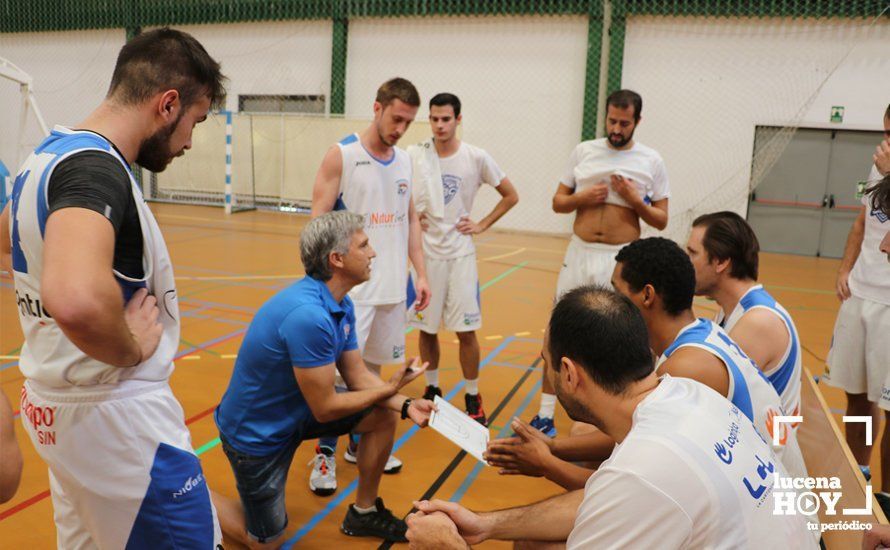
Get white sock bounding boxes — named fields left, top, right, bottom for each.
left=425, top=369, right=439, bottom=387
left=353, top=503, right=377, bottom=515
left=465, top=378, right=479, bottom=396
left=539, top=393, right=557, bottom=419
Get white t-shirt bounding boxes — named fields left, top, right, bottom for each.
left=336, top=133, right=412, bottom=305
left=848, top=165, right=890, bottom=305
left=420, top=142, right=505, bottom=260
left=560, top=138, right=670, bottom=209
left=567, top=375, right=813, bottom=550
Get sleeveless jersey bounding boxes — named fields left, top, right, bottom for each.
left=335, top=133, right=412, bottom=305
left=658, top=318, right=808, bottom=480
left=9, top=126, right=180, bottom=389
left=716, top=285, right=802, bottom=420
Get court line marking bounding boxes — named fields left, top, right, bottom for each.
left=281, top=337, right=517, bottom=547
left=479, top=247, right=526, bottom=262
left=176, top=274, right=300, bottom=282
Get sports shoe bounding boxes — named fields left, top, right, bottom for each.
left=344, top=438, right=403, bottom=474
left=341, top=497, right=407, bottom=542
left=465, top=393, right=488, bottom=426
left=308, top=446, right=337, bottom=496
left=423, top=384, right=443, bottom=401
left=876, top=492, right=890, bottom=520
left=529, top=414, right=557, bottom=437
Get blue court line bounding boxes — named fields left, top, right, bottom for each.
left=449, top=378, right=542, bottom=503
left=179, top=297, right=259, bottom=314
left=180, top=310, right=249, bottom=327
left=281, top=336, right=516, bottom=548
left=175, top=327, right=246, bottom=360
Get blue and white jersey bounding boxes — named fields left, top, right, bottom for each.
left=716, top=284, right=802, bottom=420
left=335, top=133, right=412, bottom=305
left=658, top=319, right=808, bottom=480
left=8, top=126, right=180, bottom=389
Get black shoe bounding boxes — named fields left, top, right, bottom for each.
left=423, top=384, right=442, bottom=401
left=341, top=497, right=407, bottom=542
left=465, top=393, right=488, bottom=426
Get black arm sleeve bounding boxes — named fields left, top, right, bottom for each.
left=47, top=151, right=132, bottom=232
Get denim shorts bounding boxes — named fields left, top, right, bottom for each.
left=219, top=406, right=371, bottom=542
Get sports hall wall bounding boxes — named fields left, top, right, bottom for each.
left=1, top=1, right=887, bottom=240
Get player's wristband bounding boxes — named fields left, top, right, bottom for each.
left=400, top=398, right=413, bottom=420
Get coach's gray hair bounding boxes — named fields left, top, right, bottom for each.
left=300, top=211, right=366, bottom=281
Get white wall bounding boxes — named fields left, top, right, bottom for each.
left=622, top=16, right=890, bottom=243
left=0, top=29, right=124, bottom=171
left=167, top=21, right=333, bottom=113
left=346, top=15, right=589, bottom=234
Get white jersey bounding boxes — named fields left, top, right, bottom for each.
left=335, top=133, right=412, bottom=305
left=658, top=319, right=808, bottom=480
left=414, top=141, right=505, bottom=260
left=560, top=138, right=670, bottom=209
left=716, top=285, right=803, bottom=420
left=848, top=165, right=890, bottom=305
left=567, top=375, right=814, bottom=550
left=9, top=126, right=180, bottom=389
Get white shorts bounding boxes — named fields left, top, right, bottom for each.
left=555, top=235, right=625, bottom=298
left=355, top=301, right=407, bottom=365
left=19, top=380, right=221, bottom=549
left=408, top=254, right=481, bottom=334
left=823, top=296, right=890, bottom=409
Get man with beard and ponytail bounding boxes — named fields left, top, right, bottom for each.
left=530, top=89, right=671, bottom=437
left=0, top=28, right=225, bottom=547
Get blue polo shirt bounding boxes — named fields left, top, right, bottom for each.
left=215, top=275, right=358, bottom=456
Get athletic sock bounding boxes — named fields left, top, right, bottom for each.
left=425, top=369, right=439, bottom=387
left=860, top=465, right=871, bottom=479
left=465, top=378, right=479, bottom=396
left=353, top=503, right=377, bottom=515
left=539, top=393, right=557, bottom=419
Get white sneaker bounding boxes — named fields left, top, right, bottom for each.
left=309, top=450, right=337, bottom=496
left=343, top=440, right=403, bottom=474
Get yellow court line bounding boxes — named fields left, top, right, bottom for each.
left=514, top=331, right=531, bottom=337
left=476, top=241, right=565, bottom=255
left=181, top=356, right=201, bottom=361
left=484, top=335, right=503, bottom=341
left=176, top=274, right=300, bottom=281
left=480, top=247, right=526, bottom=262
left=0, top=355, right=19, bottom=360
left=221, top=354, right=238, bottom=359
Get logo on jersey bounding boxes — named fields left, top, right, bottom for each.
left=392, top=344, right=406, bottom=360
left=344, top=323, right=351, bottom=338
left=397, top=179, right=409, bottom=196
left=870, top=208, right=888, bottom=224
left=21, top=386, right=57, bottom=446
left=15, top=290, right=52, bottom=321
left=463, top=312, right=480, bottom=326
left=173, top=472, right=206, bottom=499
left=714, top=442, right=733, bottom=464
left=442, top=174, right=461, bottom=205
left=355, top=160, right=371, bottom=167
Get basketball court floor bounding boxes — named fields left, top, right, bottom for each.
left=0, top=202, right=862, bottom=548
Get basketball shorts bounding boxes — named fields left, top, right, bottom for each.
left=823, top=295, right=890, bottom=409
left=555, top=235, right=625, bottom=299
left=355, top=301, right=407, bottom=365
left=20, top=379, right=221, bottom=549
left=408, top=254, right=481, bottom=334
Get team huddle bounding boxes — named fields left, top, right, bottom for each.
left=2, top=27, right=890, bottom=550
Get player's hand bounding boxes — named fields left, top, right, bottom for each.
left=836, top=269, right=852, bottom=301
left=124, top=288, right=163, bottom=366
left=406, top=511, right=468, bottom=550
left=407, top=398, right=437, bottom=428
left=388, top=357, right=429, bottom=391
left=610, top=174, right=639, bottom=204
left=414, top=276, right=431, bottom=311
left=484, top=418, right=554, bottom=477
left=456, top=215, right=484, bottom=235
left=875, top=138, right=890, bottom=177
left=413, top=499, right=491, bottom=545
left=419, top=211, right=430, bottom=232
left=862, top=524, right=890, bottom=550
left=576, top=183, right=608, bottom=206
